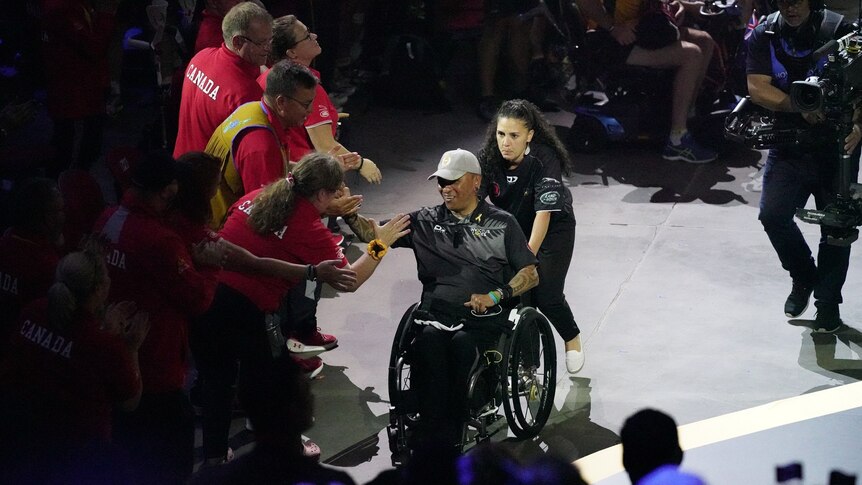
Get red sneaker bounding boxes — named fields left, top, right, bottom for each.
left=287, top=328, right=339, bottom=354
left=332, top=233, right=345, bottom=247
left=293, top=355, right=323, bottom=379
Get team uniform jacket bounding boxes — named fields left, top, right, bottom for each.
left=0, top=299, right=140, bottom=442
left=174, top=44, right=263, bottom=158
left=0, top=228, right=61, bottom=355
left=218, top=191, right=348, bottom=313
left=94, top=192, right=217, bottom=392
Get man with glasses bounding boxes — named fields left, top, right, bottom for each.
left=747, top=0, right=862, bottom=332
left=174, top=2, right=272, bottom=158
left=204, top=61, right=320, bottom=228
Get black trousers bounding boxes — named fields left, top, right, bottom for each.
left=190, top=284, right=273, bottom=461
left=533, top=224, right=580, bottom=341
left=280, top=278, right=322, bottom=338
left=113, top=390, right=195, bottom=485
left=412, top=305, right=504, bottom=447
left=759, top=150, right=857, bottom=309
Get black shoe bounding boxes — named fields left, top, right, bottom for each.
left=813, top=305, right=843, bottom=333
left=784, top=282, right=813, bottom=318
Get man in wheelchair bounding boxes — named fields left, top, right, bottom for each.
left=343, top=148, right=539, bottom=449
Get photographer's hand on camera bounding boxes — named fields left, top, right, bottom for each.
left=844, top=123, right=862, bottom=154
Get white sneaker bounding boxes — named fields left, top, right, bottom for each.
left=566, top=348, right=585, bottom=374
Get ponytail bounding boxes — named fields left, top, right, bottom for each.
left=47, top=250, right=107, bottom=331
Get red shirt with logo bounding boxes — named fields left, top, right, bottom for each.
left=0, top=228, right=60, bottom=356
left=94, top=192, right=217, bottom=392
left=217, top=192, right=347, bottom=313
left=257, top=67, right=336, bottom=160
left=234, top=101, right=292, bottom=192
left=0, top=299, right=140, bottom=443
left=174, top=44, right=263, bottom=158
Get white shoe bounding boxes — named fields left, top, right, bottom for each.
left=566, top=348, right=585, bottom=374
left=301, top=436, right=321, bottom=460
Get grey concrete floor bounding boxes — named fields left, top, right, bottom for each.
left=285, top=103, right=862, bottom=483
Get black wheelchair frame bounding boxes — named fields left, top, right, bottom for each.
left=386, top=303, right=557, bottom=466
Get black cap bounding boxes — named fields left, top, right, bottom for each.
left=130, top=150, right=177, bottom=192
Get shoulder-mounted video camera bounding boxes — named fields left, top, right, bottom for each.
left=725, top=29, right=862, bottom=149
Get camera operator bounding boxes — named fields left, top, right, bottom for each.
left=747, top=0, right=862, bottom=332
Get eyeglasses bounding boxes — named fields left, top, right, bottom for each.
left=239, top=35, right=272, bottom=48
left=289, top=31, right=313, bottom=48
left=285, top=95, right=314, bottom=110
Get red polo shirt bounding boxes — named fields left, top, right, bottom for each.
left=217, top=192, right=347, bottom=313
left=234, top=101, right=292, bottom=191
left=257, top=67, right=337, bottom=159
left=174, top=44, right=263, bottom=157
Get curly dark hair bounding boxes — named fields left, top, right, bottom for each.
left=477, top=99, right=572, bottom=197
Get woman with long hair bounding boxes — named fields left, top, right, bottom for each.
left=193, top=152, right=408, bottom=466
left=478, top=99, right=584, bottom=374
left=262, top=14, right=382, bottom=184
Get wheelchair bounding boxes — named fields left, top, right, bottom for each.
left=386, top=303, right=557, bottom=466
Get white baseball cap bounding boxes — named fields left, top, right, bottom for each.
left=427, top=149, right=482, bottom=181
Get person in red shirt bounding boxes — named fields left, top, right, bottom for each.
left=173, top=2, right=272, bottom=158
left=0, top=249, right=148, bottom=483
left=0, top=178, right=64, bottom=358
left=205, top=61, right=319, bottom=225
left=193, top=152, right=409, bottom=465
left=193, top=0, right=243, bottom=54
left=93, top=151, right=221, bottom=484
left=172, top=151, right=356, bottom=290
left=261, top=15, right=381, bottom=184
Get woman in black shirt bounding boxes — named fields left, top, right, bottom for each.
left=478, top=99, right=584, bottom=373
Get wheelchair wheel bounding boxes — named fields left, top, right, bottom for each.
left=502, top=307, right=556, bottom=439
left=387, top=303, right=420, bottom=461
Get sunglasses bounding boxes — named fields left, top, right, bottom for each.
left=437, top=176, right=462, bottom=188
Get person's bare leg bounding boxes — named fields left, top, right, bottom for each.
left=626, top=41, right=704, bottom=132
left=681, top=27, right=715, bottom=99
